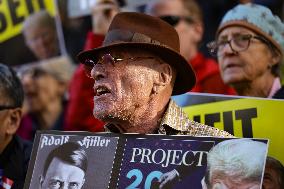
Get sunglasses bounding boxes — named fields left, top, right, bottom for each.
left=0, top=105, right=17, bottom=111
left=159, top=15, right=194, bottom=27
left=83, top=53, right=156, bottom=78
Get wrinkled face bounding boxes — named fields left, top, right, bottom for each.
left=24, top=26, right=59, bottom=60
left=0, top=92, right=21, bottom=153
left=90, top=48, right=160, bottom=123
left=0, top=106, right=9, bottom=151
left=262, top=164, right=281, bottom=189
left=217, top=26, right=274, bottom=86
left=21, top=70, right=63, bottom=113
left=148, top=0, right=200, bottom=59
left=40, top=158, right=85, bottom=189
left=210, top=177, right=260, bottom=189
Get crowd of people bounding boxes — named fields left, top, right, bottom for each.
left=0, top=0, right=284, bottom=188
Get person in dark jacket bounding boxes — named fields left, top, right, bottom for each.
left=0, top=63, right=32, bottom=189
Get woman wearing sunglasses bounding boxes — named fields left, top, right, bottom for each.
left=207, top=3, right=284, bottom=99
left=146, top=0, right=235, bottom=95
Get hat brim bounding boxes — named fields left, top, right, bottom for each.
left=77, top=42, right=196, bottom=95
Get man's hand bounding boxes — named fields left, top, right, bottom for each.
left=158, top=169, right=179, bottom=188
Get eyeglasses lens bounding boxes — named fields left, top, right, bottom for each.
left=99, top=54, right=115, bottom=64
left=232, top=36, right=250, bottom=51
left=84, top=59, right=95, bottom=77
left=208, top=35, right=253, bottom=56
left=159, top=16, right=180, bottom=26
left=83, top=54, right=116, bottom=77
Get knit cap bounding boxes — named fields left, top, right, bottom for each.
left=217, top=3, right=284, bottom=55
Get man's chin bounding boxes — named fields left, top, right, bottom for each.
left=93, top=110, right=114, bottom=122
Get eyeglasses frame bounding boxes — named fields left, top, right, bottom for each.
left=159, top=15, right=195, bottom=27
left=83, top=53, right=157, bottom=78
left=207, top=34, right=273, bottom=57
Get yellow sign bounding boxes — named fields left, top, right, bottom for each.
left=0, top=0, right=56, bottom=42
left=177, top=94, right=284, bottom=163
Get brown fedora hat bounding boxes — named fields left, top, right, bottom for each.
left=77, top=12, right=196, bottom=95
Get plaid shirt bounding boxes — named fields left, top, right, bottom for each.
left=105, top=100, right=233, bottom=138
left=158, top=100, right=233, bottom=137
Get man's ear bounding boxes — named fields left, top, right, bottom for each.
left=152, top=63, right=173, bottom=94
left=6, top=108, right=22, bottom=135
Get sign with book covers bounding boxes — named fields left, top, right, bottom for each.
left=0, top=0, right=66, bottom=66
left=24, top=131, right=268, bottom=189
left=172, top=92, right=284, bottom=164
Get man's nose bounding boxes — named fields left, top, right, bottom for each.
left=60, top=183, right=68, bottom=189
left=91, top=65, right=106, bottom=81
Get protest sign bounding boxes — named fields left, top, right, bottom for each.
left=172, top=92, right=284, bottom=164
left=24, top=131, right=268, bottom=189
left=25, top=132, right=118, bottom=189
left=0, top=0, right=66, bottom=66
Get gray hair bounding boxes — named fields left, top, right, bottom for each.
left=22, top=10, right=56, bottom=34
left=0, top=63, right=24, bottom=107
left=204, top=138, right=267, bottom=187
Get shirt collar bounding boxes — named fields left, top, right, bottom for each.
left=268, top=77, right=281, bottom=98
left=158, top=99, right=194, bottom=134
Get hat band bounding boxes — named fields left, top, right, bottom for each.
left=103, top=29, right=167, bottom=48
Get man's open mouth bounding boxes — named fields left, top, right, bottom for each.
left=95, top=85, right=111, bottom=96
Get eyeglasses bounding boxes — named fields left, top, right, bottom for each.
left=207, top=34, right=269, bottom=56
left=83, top=53, right=156, bottom=78
left=0, top=105, right=17, bottom=111
left=159, top=15, right=194, bottom=27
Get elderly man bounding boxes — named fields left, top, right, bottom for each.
left=0, top=63, right=32, bottom=189
left=77, top=12, right=232, bottom=136
left=201, top=139, right=267, bottom=189
left=22, top=10, right=60, bottom=61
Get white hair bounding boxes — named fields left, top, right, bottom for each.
left=22, top=10, right=56, bottom=34
left=205, top=138, right=267, bottom=185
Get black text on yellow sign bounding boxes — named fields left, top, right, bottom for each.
left=0, top=0, right=55, bottom=42
left=193, top=108, right=257, bottom=138
left=182, top=97, right=284, bottom=163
